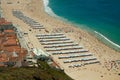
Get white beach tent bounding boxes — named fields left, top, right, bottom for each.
left=33, top=48, right=49, bottom=58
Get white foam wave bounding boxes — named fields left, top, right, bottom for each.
left=43, top=0, right=59, bottom=18
left=94, top=31, right=120, bottom=48
left=42, top=0, right=69, bottom=21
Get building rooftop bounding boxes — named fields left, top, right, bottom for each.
left=0, top=53, right=8, bottom=62
left=4, top=30, right=14, bottom=33
left=0, top=18, right=28, bottom=67
left=0, top=18, right=12, bottom=26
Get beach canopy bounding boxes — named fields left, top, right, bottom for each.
left=33, top=48, right=49, bottom=57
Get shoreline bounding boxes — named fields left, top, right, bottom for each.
left=1, top=0, right=120, bottom=80
left=43, top=0, right=120, bottom=52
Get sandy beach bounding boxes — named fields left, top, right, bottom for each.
left=1, top=0, right=120, bottom=80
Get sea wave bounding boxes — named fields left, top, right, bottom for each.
left=42, top=0, right=69, bottom=21
left=43, top=0, right=57, bottom=16
left=94, top=31, right=120, bottom=48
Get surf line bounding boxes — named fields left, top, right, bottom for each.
left=94, top=31, right=120, bottom=48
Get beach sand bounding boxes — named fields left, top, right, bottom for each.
left=1, top=0, right=120, bottom=80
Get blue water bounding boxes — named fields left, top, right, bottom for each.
left=45, top=0, right=120, bottom=50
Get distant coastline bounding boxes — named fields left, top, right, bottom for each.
left=42, top=0, right=120, bottom=52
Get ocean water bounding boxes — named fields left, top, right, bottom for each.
left=43, top=0, right=120, bottom=51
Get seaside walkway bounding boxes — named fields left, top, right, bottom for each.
left=36, top=33, right=100, bottom=68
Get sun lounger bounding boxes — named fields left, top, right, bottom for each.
left=37, top=35, right=66, bottom=39
left=36, top=33, right=64, bottom=37
left=52, top=49, right=88, bottom=55
left=63, top=57, right=97, bottom=64
left=58, top=53, right=92, bottom=59
left=84, top=61, right=100, bottom=65
left=41, top=41, right=73, bottom=45
left=44, top=43, right=79, bottom=48
left=69, top=64, right=82, bottom=67
left=46, top=46, right=83, bottom=51
left=40, top=38, right=70, bottom=42
left=12, top=10, right=44, bottom=30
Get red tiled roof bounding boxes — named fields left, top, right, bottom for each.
left=0, top=18, right=6, bottom=22
left=4, top=46, right=21, bottom=52
left=4, top=30, right=14, bottom=33
left=0, top=33, right=4, bottom=37
left=0, top=18, right=12, bottom=25
left=18, top=49, right=27, bottom=60
left=6, top=33, right=16, bottom=37
left=0, top=64, right=5, bottom=67
left=0, top=22, right=12, bottom=25
left=0, top=53, right=8, bottom=62
left=3, top=39, right=18, bottom=46
left=4, top=43, right=18, bottom=46
left=0, top=19, right=28, bottom=64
